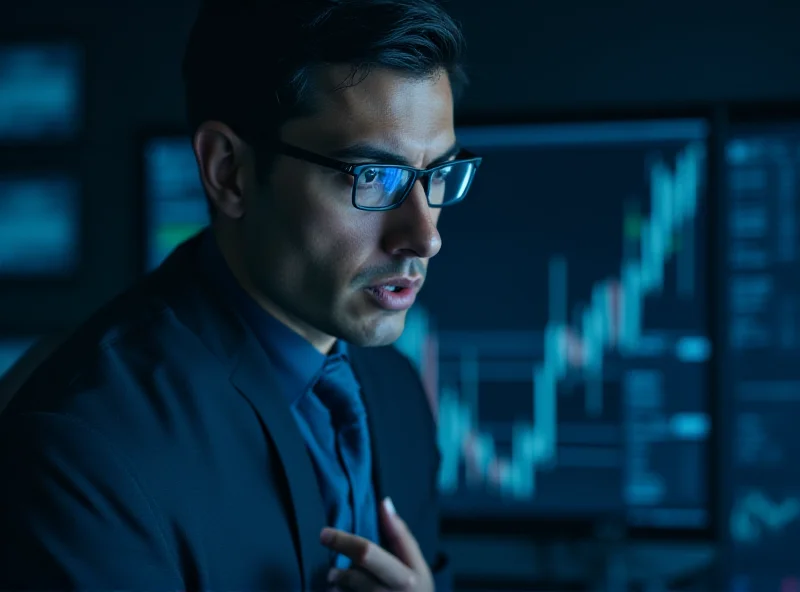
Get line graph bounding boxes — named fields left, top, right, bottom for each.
left=394, top=122, right=710, bottom=522
left=730, top=490, right=800, bottom=545
left=400, top=142, right=704, bottom=497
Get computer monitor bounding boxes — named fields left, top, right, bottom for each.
left=0, top=43, right=82, bottom=142
left=394, top=119, right=711, bottom=529
left=142, top=136, right=208, bottom=270
left=722, top=122, right=800, bottom=575
left=0, top=173, right=81, bottom=277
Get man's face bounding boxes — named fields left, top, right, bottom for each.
left=238, top=66, right=456, bottom=350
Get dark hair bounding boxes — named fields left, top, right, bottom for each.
left=182, top=0, right=468, bottom=148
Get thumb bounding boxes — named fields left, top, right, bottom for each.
left=379, top=497, right=426, bottom=572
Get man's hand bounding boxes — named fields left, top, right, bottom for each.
left=319, top=498, right=434, bottom=592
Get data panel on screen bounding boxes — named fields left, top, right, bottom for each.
left=0, top=174, right=80, bottom=276
left=0, top=43, right=82, bottom=142
left=723, top=123, right=800, bottom=571
left=394, top=120, right=711, bottom=527
left=144, top=137, right=209, bottom=270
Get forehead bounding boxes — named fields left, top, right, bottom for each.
left=281, top=65, right=456, bottom=159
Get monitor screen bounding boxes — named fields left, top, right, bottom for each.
left=0, top=43, right=82, bottom=142
left=0, top=337, right=37, bottom=379
left=394, top=119, right=711, bottom=528
left=0, top=174, right=80, bottom=276
left=722, top=123, right=800, bottom=574
left=143, top=136, right=208, bottom=270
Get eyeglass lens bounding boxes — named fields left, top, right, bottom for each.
left=355, top=161, right=476, bottom=209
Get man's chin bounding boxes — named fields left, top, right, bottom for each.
left=344, top=310, right=407, bottom=348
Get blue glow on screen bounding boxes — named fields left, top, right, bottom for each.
left=393, top=119, right=710, bottom=526
left=0, top=43, right=82, bottom=141
left=0, top=175, right=80, bottom=276
left=144, top=137, right=209, bottom=270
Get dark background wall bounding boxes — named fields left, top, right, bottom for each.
left=4, top=0, right=800, bottom=330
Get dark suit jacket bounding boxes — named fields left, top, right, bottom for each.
left=0, top=236, right=449, bottom=591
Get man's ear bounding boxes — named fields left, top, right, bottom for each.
left=193, top=121, right=251, bottom=219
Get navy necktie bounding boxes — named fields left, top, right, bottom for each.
left=314, top=354, right=379, bottom=566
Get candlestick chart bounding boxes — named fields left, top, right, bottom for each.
left=394, top=120, right=711, bottom=527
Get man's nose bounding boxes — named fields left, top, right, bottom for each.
left=380, top=183, right=442, bottom=260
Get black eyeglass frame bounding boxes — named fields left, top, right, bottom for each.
left=276, top=141, right=483, bottom=211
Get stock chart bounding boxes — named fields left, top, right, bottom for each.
left=723, top=124, right=800, bottom=578
left=394, top=120, right=711, bottom=527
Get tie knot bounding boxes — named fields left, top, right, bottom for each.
left=314, top=356, right=365, bottom=428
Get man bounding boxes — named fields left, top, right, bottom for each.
left=0, top=0, right=481, bottom=589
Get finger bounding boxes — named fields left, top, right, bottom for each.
left=320, top=529, right=373, bottom=564
left=379, top=498, right=427, bottom=573
left=320, top=529, right=415, bottom=589
left=330, top=567, right=390, bottom=592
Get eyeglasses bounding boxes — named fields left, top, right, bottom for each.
left=275, top=141, right=482, bottom=211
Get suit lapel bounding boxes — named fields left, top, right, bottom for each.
left=158, top=238, right=330, bottom=591
left=230, top=339, right=330, bottom=591
left=350, top=347, right=444, bottom=571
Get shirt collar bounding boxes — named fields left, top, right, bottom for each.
left=198, top=230, right=347, bottom=405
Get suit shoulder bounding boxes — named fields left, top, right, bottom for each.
left=3, top=271, right=186, bottom=419
left=0, top=266, right=229, bottom=489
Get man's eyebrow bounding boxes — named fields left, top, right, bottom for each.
left=327, top=141, right=461, bottom=168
